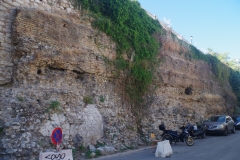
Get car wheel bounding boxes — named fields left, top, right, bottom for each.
left=232, top=126, right=236, bottom=133
left=223, top=128, right=228, bottom=136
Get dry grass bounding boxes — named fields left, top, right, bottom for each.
left=202, top=93, right=222, bottom=99
left=200, top=93, right=223, bottom=102
left=181, top=103, right=195, bottom=111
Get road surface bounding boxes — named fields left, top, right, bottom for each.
left=95, top=131, right=240, bottom=160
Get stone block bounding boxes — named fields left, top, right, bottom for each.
left=5, top=37, right=11, bottom=43
left=35, top=0, right=42, bottom=4
left=0, top=21, right=5, bottom=26
left=2, top=27, right=11, bottom=33
left=37, top=6, right=45, bottom=11
left=15, top=0, right=24, bottom=5
left=6, top=33, right=11, bottom=38
left=1, top=42, right=12, bottom=48
left=0, top=5, right=7, bottom=11
left=2, top=2, right=13, bottom=9
left=97, top=146, right=116, bottom=155
left=0, top=36, right=4, bottom=42
left=12, top=126, right=21, bottom=130
left=23, top=0, right=30, bottom=3
left=5, top=18, right=13, bottom=23
left=44, top=4, right=52, bottom=10
left=12, top=2, right=21, bottom=6
left=66, top=8, right=71, bottom=13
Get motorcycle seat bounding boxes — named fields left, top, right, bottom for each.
left=166, top=130, right=178, bottom=135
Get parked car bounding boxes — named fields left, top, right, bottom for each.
left=232, top=115, right=240, bottom=129
left=204, top=115, right=235, bottom=136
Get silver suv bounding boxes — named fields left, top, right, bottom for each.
left=204, top=115, right=235, bottom=136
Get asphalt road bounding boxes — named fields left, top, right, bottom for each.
left=95, top=130, right=240, bottom=160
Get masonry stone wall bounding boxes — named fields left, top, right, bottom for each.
left=0, top=5, right=138, bottom=159
left=0, top=1, right=237, bottom=160
left=0, top=0, right=76, bottom=85
left=1, top=1, right=136, bottom=159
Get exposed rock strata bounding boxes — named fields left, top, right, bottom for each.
left=0, top=1, right=237, bottom=160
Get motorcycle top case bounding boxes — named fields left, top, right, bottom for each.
left=159, top=124, right=165, bottom=130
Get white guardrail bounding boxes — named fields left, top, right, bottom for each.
left=144, top=10, right=191, bottom=45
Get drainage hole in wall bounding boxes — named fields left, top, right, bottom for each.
left=185, top=86, right=192, bottom=95
left=37, top=69, right=42, bottom=75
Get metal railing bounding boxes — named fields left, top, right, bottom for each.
left=144, top=10, right=191, bottom=45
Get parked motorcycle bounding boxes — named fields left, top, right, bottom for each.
left=186, top=123, right=207, bottom=138
left=159, top=123, right=194, bottom=146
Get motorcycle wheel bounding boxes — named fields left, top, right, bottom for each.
left=185, top=136, right=194, bottom=146
left=201, top=132, right=206, bottom=138
left=162, top=134, right=173, bottom=144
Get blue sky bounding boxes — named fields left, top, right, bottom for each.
left=138, top=0, right=240, bottom=60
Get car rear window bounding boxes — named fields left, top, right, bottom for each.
left=209, top=116, right=225, bottom=122
left=233, top=117, right=240, bottom=121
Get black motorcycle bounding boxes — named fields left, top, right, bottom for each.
left=159, top=123, right=194, bottom=146
left=186, top=123, right=207, bottom=138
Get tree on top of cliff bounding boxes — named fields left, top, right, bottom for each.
left=207, top=48, right=240, bottom=106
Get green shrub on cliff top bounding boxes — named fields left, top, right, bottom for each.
left=230, top=69, right=240, bottom=103
left=187, top=45, right=230, bottom=84
left=188, top=47, right=239, bottom=104
left=71, top=0, right=162, bottom=102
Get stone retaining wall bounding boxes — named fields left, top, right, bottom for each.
left=0, top=0, right=75, bottom=85
left=0, top=1, right=236, bottom=160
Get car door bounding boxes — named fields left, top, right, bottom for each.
left=226, top=116, right=234, bottom=130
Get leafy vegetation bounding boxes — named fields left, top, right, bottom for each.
left=71, top=0, right=162, bottom=103
left=0, top=82, right=12, bottom=87
left=99, top=95, right=105, bottom=103
left=206, top=49, right=240, bottom=105
left=229, top=69, right=240, bottom=104
left=187, top=46, right=230, bottom=83
left=83, top=96, right=93, bottom=105
left=0, top=127, right=4, bottom=134
left=79, top=144, right=86, bottom=152
left=17, top=96, right=24, bottom=102
left=69, top=0, right=240, bottom=121
left=85, top=150, right=93, bottom=158
left=188, top=45, right=208, bottom=61
left=95, top=150, right=102, bottom=157
left=72, top=149, right=77, bottom=157
left=234, top=106, right=240, bottom=115
left=46, top=100, right=61, bottom=113
left=165, top=33, right=240, bottom=106
left=206, top=54, right=230, bottom=83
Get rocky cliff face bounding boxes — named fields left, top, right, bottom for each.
left=144, top=33, right=236, bottom=136
left=0, top=1, right=236, bottom=159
